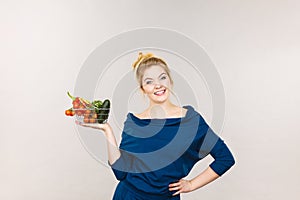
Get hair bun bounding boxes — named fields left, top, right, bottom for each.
left=132, top=52, right=154, bottom=69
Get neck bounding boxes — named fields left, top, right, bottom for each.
left=147, top=100, right=177, bottom=118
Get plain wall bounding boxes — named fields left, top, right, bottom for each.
left=1, top=0, right=299, bottom=199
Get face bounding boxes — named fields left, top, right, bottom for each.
left=141, top=65, right=172, bottom=104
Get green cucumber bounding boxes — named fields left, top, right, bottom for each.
left=97, top=99, right=110, bottom=123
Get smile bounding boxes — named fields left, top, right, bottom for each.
left=154, top=89, right=166, bottom=96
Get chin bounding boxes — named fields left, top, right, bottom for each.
left=150, top=94, right=170, bottom=104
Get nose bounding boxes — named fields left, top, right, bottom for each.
left=154, top=83, right=161, bottom=88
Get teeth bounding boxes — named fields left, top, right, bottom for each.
left=154, top=89, right=165, bottom=95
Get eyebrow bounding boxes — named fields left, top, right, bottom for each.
left=143, top=73, right=167, bottom=82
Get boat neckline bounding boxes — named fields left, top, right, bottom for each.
left=128, top=105, right=192, bottom=121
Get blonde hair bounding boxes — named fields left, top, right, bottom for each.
left=132, top=52, right=174, bottom=89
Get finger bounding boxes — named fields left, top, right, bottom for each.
left=78, top=122, right=89, bottom=127
left=173, top=190, right=181, bottom=196
left=76, top=121, right=94, bottom=128
left=75, top=120, right=88, bottom=126
left=169, top=186, right=181, bottom=191
left=169, top=182, right=181, bottom=187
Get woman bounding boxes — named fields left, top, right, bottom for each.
left=78, top=52, right=235, bottom=199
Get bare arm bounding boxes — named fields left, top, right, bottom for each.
left=76, top=121, right=121, bottom=165
left=169, top=137, right=235, bottom=196
left=190, top=166, right=219, bottom=190
left=169, top=166, right=219, bottom=196
left=102, top=124, right=121, bottom=165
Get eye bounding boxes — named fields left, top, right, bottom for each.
left=145, top=80, right=153, bottom=84
left=160, top=76, right=167, bottom=80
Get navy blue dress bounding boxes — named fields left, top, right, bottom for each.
left=110, top=105, right=235, bottom=200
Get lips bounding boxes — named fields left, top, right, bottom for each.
left=154, top=89, right=166, bottom=96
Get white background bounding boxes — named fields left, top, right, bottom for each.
left=1, top=0, right=299, bottom=199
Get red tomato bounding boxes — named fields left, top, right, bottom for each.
left=85, top=109, right=91, bottom=114
left=73, top=102, right=80, bottom=109
left=79, top=104, right=85, bottom=109
left=76, top=111, right=83, bottom=116
left=92, top=113, right=97, bottom=119
left=70, top=110, right=75, bottom=116
left=65, top=109, right=74, bottom=116
left=74, top=97, right=80, bottom=103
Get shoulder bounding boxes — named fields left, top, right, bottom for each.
left=132, top=111, right=148, bottom=119
left=170, top=106, right=188, bottom=118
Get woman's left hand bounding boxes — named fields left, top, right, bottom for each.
left=169, top=179, right=193, bottom=196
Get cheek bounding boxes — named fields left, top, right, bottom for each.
left=142, top=85, right=153, bottom=94
left=161, top=79, right=171, bottom=87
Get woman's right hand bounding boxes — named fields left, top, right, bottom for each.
left=75, top=120, right=112, bottom=133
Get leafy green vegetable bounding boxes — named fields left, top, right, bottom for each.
left=92, top=100, right=102, bottom=114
